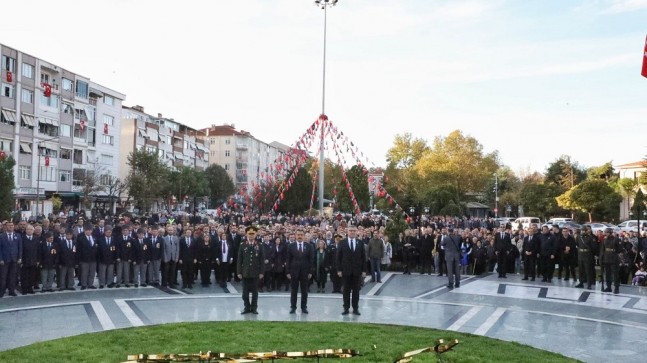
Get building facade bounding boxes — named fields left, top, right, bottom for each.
left=120, top=105, right=210, bottom=211
left=1, top=43, right=125, bottom=218
left=200, top=124, right=287, bottom=192
left=615, top=161, right=646, bottom=221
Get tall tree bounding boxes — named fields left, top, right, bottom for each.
left=519, top=182, right=561, bottom=220
left=76, top=163, right=106, bottom=210
left=0, top=155, right=16, bottom=221
left=414, top=130, right=499, bottom=198
left=556, top=179, right=622, bottom=222
left=277, top=166, right=312, bottom=215
left=125, top=149, right=170, bottom=212
left=204, top=164, right=235, bottom=207
left=545, top=155, right=587, bottom=191
left=385, top=133, right=429, bottom=169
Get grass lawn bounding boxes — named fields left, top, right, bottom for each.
left=0, top=321, right=580, bottom=363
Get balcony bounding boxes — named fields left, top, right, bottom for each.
left=236, top=143, right=249, bottom=150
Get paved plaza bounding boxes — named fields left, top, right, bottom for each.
left=1, top=272, right=646, bottom=362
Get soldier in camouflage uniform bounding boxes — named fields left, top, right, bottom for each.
left=574, top=227, right=597, bottom=290
left=600, top=228, right=623, bottom=294
left=237, top=226, right=264, bottom=314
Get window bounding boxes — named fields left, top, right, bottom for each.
left=40, top=73, right=50, bottom=85
left=59, top=170, right=71, bottom=182
left=22, top=63, right=33, bottom=79
left=60, top=148, right=71, bottom=160
left=38, top=166, right=57, bottom=182
left=225, top=150, right=230, bottom=157
left=19, top=166, right=30, bottom=180
left=85, top=107, right=96, bottom=124
left=60, top=124, right=71, bottom=137
left=2, top=56, right=15, bottom=72
left=21, top=89, right=33, bottom=104
left=103, top=95, right=115, bottom=106
left=73, top=149, right=83, bottom=164
left=38, top=120, right=59, bottom=137
left=40, top=93, right=59, bottom=108
left=101, top=154, right=113, bottom=165
left=102, top=134, right=114, bottom=145
left=38, top=145, right=57, bottom=158
left=73, top=123, right=87, bottom=139
left=224, top=164, right=229, bottom=171
left=75, top=80, right=88, bottom=98
left=2, top=83, right=14, bottom=98
left=62, top=78, right=73, bottom=91
left=20, top=114, right=35, bottom=129
left=62, top=102, right=74, bottom=114
left=184, top=140, right=189, bottom=149
left=87, top=127, right=96, bottom=147
left=1, top=108, right=16, bottom=125
left=103, top=114, right=114, bottom=126
left=225, top=139, right=231, bottom=145
left=0, top=139, right=11, bottom=153
left=100, top=174, right=112, bottom=186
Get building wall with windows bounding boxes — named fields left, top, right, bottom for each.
left=0, top=43, right=125, bottom=216
left=201, top=124, right=287, bottom=193
left=615, top=161, right=646, bottom=221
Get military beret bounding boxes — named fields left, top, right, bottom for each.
left=334, top=234, right=343, bottom=239
left=245, top=226, right=258, bottom=233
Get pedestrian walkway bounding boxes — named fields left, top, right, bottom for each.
left=1, top=273, right=645, bottom=362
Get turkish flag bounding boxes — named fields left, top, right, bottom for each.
left=642, top=34, right=647, bottom=78
left=103, top=123, right=109, bottom=134
left=45, top=156, right=50, bottom=167
left=80, top=120, right=86, bottom=130
left=44, top=83, right=52, bottom=97
left=0, top=151, right=5, bottom=160
left=6, top=71, right=12, bottom=82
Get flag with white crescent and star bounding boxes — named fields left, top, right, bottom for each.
left=642, top=34, right=647, bottom=78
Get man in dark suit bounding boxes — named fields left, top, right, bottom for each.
left=76, top=224, right=98, bottom=290
left=227, top=225, right=242, bottom=282
left=179, top=227, right=196, bottom=289
left=214, top=228, right=233, bottom=289
left=337, top=225, right=367, bottom=315
left=116, top=225, right=135, bottom=287
left=0, top=221, right=22, bottom=297
left=286, top=229, right=313, bottom=314
left=97, top=226, right=118, bottom=288
left=147, top=226, right=163, bottom=286
left=419, top=227, right=435, bottom=275
left=494, top=227, right=512, bottom=278
left=20, top=224, right=39, bottom=294
left=38, top=232, right=59, bottom=292
left=57, top=229, right=76, bottom=291
left=133, top=228, right=151, bottom=287
left=522, top=225, right=540, bottom=281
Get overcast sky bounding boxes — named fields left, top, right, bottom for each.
left=3, top=0, right=646, bottom=173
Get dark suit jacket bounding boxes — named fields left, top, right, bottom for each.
left=214, top=239, right=233, bottom=263
left=98, top=236, right=119, bottom=264
left=148, top=236, right=164, bottom=260
left=336, top=238, right=366, bottom=276
left=286, top=241, right=314, bottom=278
left=38, top=241, right=59, bottom=268
left=0, top=232, right=22, bottom=263
left=179, top=237, right=197, bottom=262
left=494, top=232, right=512, bottom=253
left=21, top=235, right=40, bottom=266
left=76, top=234, right=99, bottom=263
left=57, top=238, right=76, bottom=267
left=134, top=238, right=152, bottom=263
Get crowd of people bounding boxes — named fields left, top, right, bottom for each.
left=0, top=211, right=644, bottom=303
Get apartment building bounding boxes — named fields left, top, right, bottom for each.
left=200, top=124, right=288, bottom=192
left=0, top=43, right=125, bottom=217
left=120, top=105, right=210, bottom=210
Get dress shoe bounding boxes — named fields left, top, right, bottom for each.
left=352, top=310, right=361, bottom=315
left=241, top=309, right=251, bottom=315
left=99, top=285, right=104, bottom=289
left=587, top=285, right=593, bottom=290
left=302, top=309, right=309, bottom=314
left=134, top=284, right=139, bottom=288
left=81, top=287, right=87, bottom=290
left=574, top=283, right=584, bottom=288
left=377, top=280, right=382, bottom=283
left=454, top=283, right=460, bottom=288
left=603, top=287, right=612, bottom=292
left=251, top=310, right=258, bottom=315
left=89, top=285, right=97, bottom=289
left=115, top=284, right=121, bottom=288
left=125, top=284, right=131, bottom=288
left=141, top=283, right=148, bottom=287
left=9, top=292, right=17, bottom=297
left=446, top=284, right=454, bottom=289
left=522, top=277, right=528, bottom=280
left=341, top=310, right=350, bottom=315
left=613, top=287, right=619, bottom=294
left=541, top=279, right=547, bottom=282
left=289, top=308, right=296, bottom=314
left=67, top=287, right=76, bottom=291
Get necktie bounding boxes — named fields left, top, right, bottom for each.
left=299, top=243, right=303, bottom=253
left=107, top=238, right=110, bottom=244
left=100, top=228, right=103, bottom=234
left=68, top=240, right=72, bottom=250
left=187, top=238, right=191, bottom=247
left=28, top=236, right=32, bottom=241
left=501, top=233, right=504, bottom=239
left=47, top=242, right=51, bottom=249
left=351, top=239, right=355, bottom=251
left=89, top=237, right=93, bottom=246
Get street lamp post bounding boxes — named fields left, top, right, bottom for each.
left=493, top=173, right=499, bottom=218
left=35, top=135, right=59, bottom=217
left=314, top=0, right=338, bottom=215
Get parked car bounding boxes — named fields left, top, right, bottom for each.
left=584, top=222, right=618, bottom=234
left=511, top=217, right=542, bottom=231
left=546, top=217, right=573, bottom=225
left=617, top=220, right=647, bottom=233
left=494, top=217, right=514, bottom=228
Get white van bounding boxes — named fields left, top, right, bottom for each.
left=511, top=217, right=542, bottom=231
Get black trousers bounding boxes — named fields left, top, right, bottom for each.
left=562, top=254, right=577, bottom=280
left=342, top=273, right=362, bottom=311
left=0, top=261, right=18, bottom=295
left=163, top=260, right=177, bottom=287
left=420, top=252, right=433, bottom=274
left=496, top=252, right=507, bottom=276
left=241, top=277, right=258, bottom=311
left=216, top=262, right=230, bottom=287
left=181, top=261, right=195, bottom=287
left=603, top=263, right=620, bottom=288
left=539, top=255, right=555, bottom=280
left=21, top=265, right=37, bottom=293
left=290, top=272, right=309, bottom=309
left=198, top=261, right=211, bottom=285
left=523, top=254, right=536, bottom=278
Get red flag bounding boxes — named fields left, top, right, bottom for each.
left=103, top=123, right=109, bottom=134
left=44, top=83, right=52, bottom=97
left=643, top=34, right=647, bottom=78
left=6, top=71, right=12, bottom=83
left=0, top=151, right=5, bottom=160
left=45, top=156, right=50, bottom=167
left=80, top=120, right=86, bottom=130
